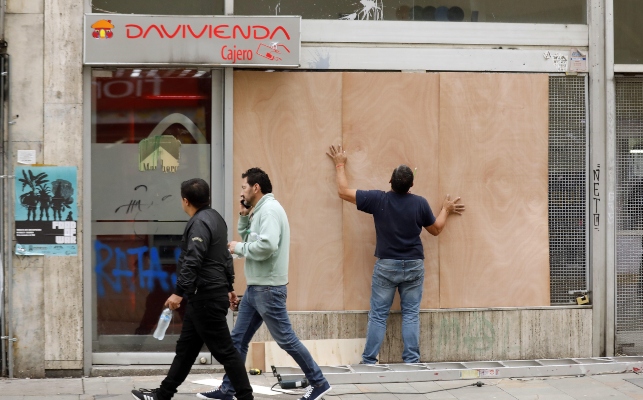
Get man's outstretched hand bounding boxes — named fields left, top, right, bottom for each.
left=443, top=194, right=465, bottom=215
left=326, top=144, right=348, bottom=166
left=326, top=144, right=357, bottom=204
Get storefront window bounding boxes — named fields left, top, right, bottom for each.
left=615, top=0, right=643, bottom=64
left=91, top=69, right=213, bottom=352
left=92, top=0, right=223, bottom=15
left=235, top=0, right=586, bottom=24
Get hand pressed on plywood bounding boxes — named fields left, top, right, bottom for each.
left=443, top=194, right=465, bottom=215
left=326, top=144, right=357, bottom=204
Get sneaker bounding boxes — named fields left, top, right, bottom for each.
left=196, top=386, right=234, bottom=400
left=298, top=381, right=332, bottom=400
left=132, top=388, right=160, bottom=400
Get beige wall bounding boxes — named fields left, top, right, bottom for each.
left=6, top=0, right=83, bottom=378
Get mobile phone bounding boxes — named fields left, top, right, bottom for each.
left=240, top=200, right=251, bottom=209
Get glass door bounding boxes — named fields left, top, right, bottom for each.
left=90, top=68, right=223, bottom=364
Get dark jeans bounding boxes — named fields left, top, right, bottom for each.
left=219, top=285, right=326, bottom=396
left=158, top=295, right=253, bottom=400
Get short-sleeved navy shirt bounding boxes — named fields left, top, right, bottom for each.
left=356, top=190, right=436, bottom=260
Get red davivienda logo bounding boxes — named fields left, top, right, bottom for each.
left=123, top=23, right=291, bottom=41
left=91, top=20, right=114, bottom=39
left=89, top=20, right=293, bottom=43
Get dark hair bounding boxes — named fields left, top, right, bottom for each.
left=180, top=178, right=210, bottom=209
left=390, top=165, right=414, bottom=194
left=242, top=167, right=272, bottom=194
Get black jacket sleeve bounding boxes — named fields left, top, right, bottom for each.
left=174, top=219, right=212, bottom=297
left=225, top=256, right=235, bottom=292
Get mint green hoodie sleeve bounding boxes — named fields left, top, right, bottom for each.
left=234, top=212, right=281, bottom=261
left=237, top=215, right=250, bottom=241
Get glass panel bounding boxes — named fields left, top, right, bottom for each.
left=91, top=69, right=212, bottom=352
left=235, top=0, right=586, bottom=24
left=615, top=0, right=643, bottom=64
left=92, top=0, right=223, bottom=15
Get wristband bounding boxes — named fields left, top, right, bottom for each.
left=336, top=163, right=345, bottom=168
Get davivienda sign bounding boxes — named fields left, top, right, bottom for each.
left=84, top=14, right=301, bottom=67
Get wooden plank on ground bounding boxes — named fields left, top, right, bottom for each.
left=262, top=338, right=366, bottom=371
left=248, top=342, right=265, bottom=371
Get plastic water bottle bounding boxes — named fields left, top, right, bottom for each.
left=153, top=308, right=172, bottom=340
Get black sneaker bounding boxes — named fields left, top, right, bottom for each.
left=196, top=386, right=234, bottom=400
left=132, top=388, right=160, bottom=400
left=298, top=381, right=332, bottom=400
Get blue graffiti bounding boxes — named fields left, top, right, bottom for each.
left=94, top=239, right=179, bottom=297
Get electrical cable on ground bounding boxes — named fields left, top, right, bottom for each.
left=270, top=380, right=496, bottom=396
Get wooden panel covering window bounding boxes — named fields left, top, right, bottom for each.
left=233, top=71, right=551, bottom=312
left=341, top=72, right=441, bottom=311
left=232, top=71, right=344, bottom=311
left=437, top=73, right=550, bottom=308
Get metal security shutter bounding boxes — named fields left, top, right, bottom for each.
left=616, top=77, right=643, bottom=355
left=548, top=75, right=589, bottom=305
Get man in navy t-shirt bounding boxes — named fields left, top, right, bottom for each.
left=327, top=144, right=465, bottom=364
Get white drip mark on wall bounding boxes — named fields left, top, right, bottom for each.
left=275, top=2, right=280, bottom=15
left=310, top=50, right=331, bottom=69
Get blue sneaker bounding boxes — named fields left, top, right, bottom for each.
left=196, top=386, right=234, bottom=400
left=299, top=381, right=332, bottom=400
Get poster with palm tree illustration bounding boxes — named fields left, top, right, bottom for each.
left=15, top=166, right=77, bottom=256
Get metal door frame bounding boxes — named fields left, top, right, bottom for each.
left=83, top=68, right=227, bottom=372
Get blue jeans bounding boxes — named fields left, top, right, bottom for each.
left=362, top=259, right=424, bottom=364
left=220, top=285, right=326, bottom=395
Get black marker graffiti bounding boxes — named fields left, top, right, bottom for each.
left=593, top=164, right=600, bottom=231
left=114, top=185, right=172, bottom=214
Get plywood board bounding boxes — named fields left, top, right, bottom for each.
left=233, top=71, right=343, bottom=310
left=246, top=342, right=265, bottom=370
left=341, top=72, right=441, bottom=311
left=262, top=338, right=366, bottom=371
left=438, top=73, right=550, bottom=308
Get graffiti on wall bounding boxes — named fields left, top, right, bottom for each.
left=94, top=239, right=181, bottom=297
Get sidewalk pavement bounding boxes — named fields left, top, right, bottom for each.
left=1, top=371, right=643, bottom=399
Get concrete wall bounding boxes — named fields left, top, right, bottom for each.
left=6, top=0, right=83, bottom=378
left=240, top=308, right=592, bottom=363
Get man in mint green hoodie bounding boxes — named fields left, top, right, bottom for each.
left=196, top=168, right=331, bottom=400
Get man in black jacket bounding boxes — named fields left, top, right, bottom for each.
left=132, top=178, right=253, bottom=400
